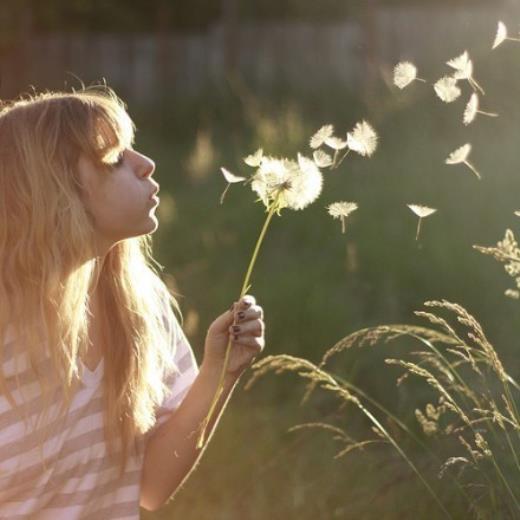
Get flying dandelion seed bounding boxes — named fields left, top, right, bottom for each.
left=346, top=120, right=378, bottom=157
left=407, top=204, right=437, bottom=241
left=310, top=125, right=334, bottom=149
left=445, top=143, right=481, bottom=180
left=493, top=21, right=508, bottom=49
left=514, top=211, right=520, bottom=217
left=251, top=154, right=323, bottom=213
left=219, top=167, right=246, bottom=204
left=324, top=136, right=348, bottom=150
left=492, top=21, right=520, bottom=49
left=434, top=76, right=461, bottom=103
left=446, top=50, right=485, bottom=95
left=327, top=201, right=359, bottom=234
left=244, top=148, right=264, bottom=167
left=313, top=149, right=334, bottom=168
left=393, top=61, right=426, bottom=89
left=463, top=93, right=498, bottom=125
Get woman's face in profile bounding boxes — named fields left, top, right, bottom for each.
left=77, top=147, right=160, bottom=253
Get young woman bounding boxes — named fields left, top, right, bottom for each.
left=0, top=86, right=265, bottom=517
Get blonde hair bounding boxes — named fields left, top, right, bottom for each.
left=0, top=85, right=182, bottom=476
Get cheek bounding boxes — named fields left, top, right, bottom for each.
left=93, top=192, right=130, bottom=222
left=88, top=186, right=148, bottom=234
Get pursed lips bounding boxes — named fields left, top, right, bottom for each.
left=148, top=185, right=160, bottom=200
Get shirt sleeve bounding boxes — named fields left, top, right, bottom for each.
left=148, top=311, right=200, bottom=436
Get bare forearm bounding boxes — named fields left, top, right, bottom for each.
left=140, top=361, right=240, bottom=511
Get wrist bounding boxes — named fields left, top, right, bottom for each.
left=200, top=357, right=241, bottom=389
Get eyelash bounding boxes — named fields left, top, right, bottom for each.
left=113, top=152, right=125, bottom=167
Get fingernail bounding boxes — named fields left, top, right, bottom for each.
left=232, top=325, right=241, bottom=333
left=237, top=311, right=245, bottom=320
left=242, top=300, right=252, bottom=308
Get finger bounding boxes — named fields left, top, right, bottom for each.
left=238, top=294, right=256, bottom=310
left=235, top=305, right=263, bottom=323
left=209, top=306, right=236, bottom=335
left=229, top=319, right=264, bottom=337
left=230, top=333, right=264, bottom=352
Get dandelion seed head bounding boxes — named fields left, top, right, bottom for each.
left=346, top=120, right=378, bottom=157
left=463, top=93, right=479, bottom=125
left=393, top=61, right=418, bottom=89
left=327, top=201, right=359, bottom=219
left=446, top=51, right=473, bottom=81
left=244, top=148, right=264, bottom=167
left=251, top=157, right=288, bottom=208
left=251, top=155, right=323, bottom=211
left=310, top=125, right=334, bottom=149
left=407, top=204, right=437, bottom=218
left=434, top=76, right=461, bottom=103
left=493, top=21, right=508, bottom=49
left=220, top=167, right=246, bottom=183
left=446, top=144, right=472, bottom=164
left=313, top=149, right=334, bottom=168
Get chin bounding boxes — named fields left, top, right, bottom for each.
left=143, top=215, right=160, bottom=234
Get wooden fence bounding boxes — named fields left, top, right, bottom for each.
left=0, top=3, right=519, bottom=103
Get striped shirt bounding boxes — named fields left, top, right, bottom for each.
left=0, top=315, right=199, bottom=519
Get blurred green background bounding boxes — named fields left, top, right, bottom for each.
left=3, top=1, right=520, bottom=518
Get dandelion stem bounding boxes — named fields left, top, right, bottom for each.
left=341, top=218, right=346, bottom=234
left=469, top=78, right=485, bottom=96
left=333, top=149, right=351, bottom=170
left=219, top=184, right=231, bottom=205
left=196, top=199, right=280, bottom=448
left=464, top=161, right=481, bottom=180
left=478, top=110, right=499, bottom=118
left=332, top=149, right=339, bottom=168
left=416, top=218, right=422, bottom=241
left=416, top=77, right=427, bottom=83
left=239, top=204, right=278, bottom=296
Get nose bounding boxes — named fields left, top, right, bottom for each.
left=141, top=156, right=155, bottom=178
left=134, top=150, right=155, bottom=178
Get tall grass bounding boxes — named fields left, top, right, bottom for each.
left=245, top=229, right=520, bottom=518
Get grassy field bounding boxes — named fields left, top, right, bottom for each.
left=138, top=40, right=520, bottom=519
